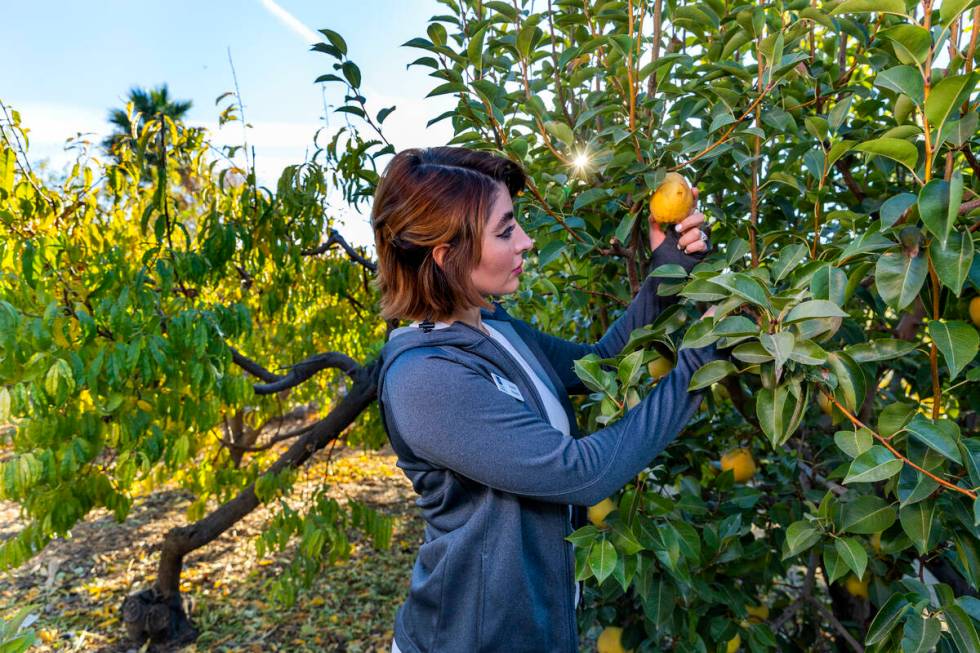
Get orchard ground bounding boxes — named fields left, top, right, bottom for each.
left=0, top=438, right=423, bottom=653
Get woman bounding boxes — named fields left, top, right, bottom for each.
left=372, top=147, right=721, bottom=653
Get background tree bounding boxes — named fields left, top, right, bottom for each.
left=3, top=0, right=980, bottom=651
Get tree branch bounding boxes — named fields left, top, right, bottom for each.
left=229, top=347, right=360, bottom=393
left=302, top=228, right=377, bottom=273
left=806, top=596, right=865, bottom=653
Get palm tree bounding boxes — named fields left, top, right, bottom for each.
left=102, top=85, right=193, bottom=160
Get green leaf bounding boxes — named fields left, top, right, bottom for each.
left=875, top=66, right=925, bottom=105
left=467, top=25, right=488, bottom=71
left=732, top=341, right=773, bottom=364
left=878, top=402, right=917, bottom=436
left=880, top=192, right=917, bottom=228
left=843, top=496, right=897, bottom=534
left=845, top=445, right=904, bottom=484
left=681, top=279, right=730, bottom=301
left=573, top=187, right=611, bottom=211
left=944, top=604, right=980, bottom=653
left=843, top=339, right=916, bottom=363
left=772, top=243, right=809, bottom=282
left=835, top=537, right=868, bottom=579
left=875, top=250, right=928, bottom=311
left=589, top=539, right=618, bottom=584
left=783, top=520, right=822, bottom=559
left=318, top=28, right=348, bottom=55
left=618, top=349, right=646, bottom=387
left=761, top=331, right=795, bottom=374
left=712, top=316, right=759, bottom=337
left=905, top=414, right=963, bottom=464
left=757, top=383, right=805, bottom=447
left=642, top=577, right=675, bottom=626
left=941, top=0, right=980, bottom=27
left=823, top=544, right=849, bottom=584
left=918, top=179, right=953, bottom=245
left=341, top=61, right=362, bottom=88
left=689, top=360, right=737, bottom=391
left=928, top=320, right=979, bottom=380
left=0, top=387, right=9, bottom=423
left=830, top=0, right=907, bottom=14
left=865, top=594, right=911, bottom=645
left=785, top=300, right=849, bottom=323
left=544, top=121, right=574, bottom=147
left=573, top=355, right=607, bottom=393
left=681, top=317, right=721, bottom=350
left=811, top=265, right=848, bottom=305
left=853, top=137, right=919, bottom=172
left=880, top=25, right=932, bottom=65
left=711, top=273, right=772, bottom=311
left=835, top=429, right=873, bottom=458
left=900, top=501, right=935, bottom=555
left=901, top=614, right=941, bottom=653
left=930, top=230, right=974, bottom=295
left=649, top=263, right=689, bottom=279
left=827, top=352, right=866, bottom=413
left=790, top=339, right=828, bottom=365
left=925, top=74, right=979, bottom=141
left=899, top=464, right=941, bottom=507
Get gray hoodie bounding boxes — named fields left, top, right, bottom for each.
left=377, top=273, right=722, bottom=652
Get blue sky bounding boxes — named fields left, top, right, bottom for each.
left=0, top=0, right=455, bottom=247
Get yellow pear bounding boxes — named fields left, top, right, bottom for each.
left=816, top=392, right=833, bottom=416
left=650, top=172, right=694, bottom=224
left=588, top=498, right=616, bottom=529
left=597, top=626, right=633, bottom=653
left=745, top=604, right=770, bottom=623
left=720, top=448, right=757, bottom=483
left=726, top=633, right=741, bottom=653
left=970, top=296, right=980, bottom=328
left=870, top=532, right=882, bottom=555
left=844, top=575, right=869, bottom=600
left=647, top=356, right=673, bottom=380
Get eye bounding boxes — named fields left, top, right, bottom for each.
left=499, top=226, right=515, bottom=239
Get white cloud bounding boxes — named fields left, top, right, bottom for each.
left=258, top=0, right=321, bottom=45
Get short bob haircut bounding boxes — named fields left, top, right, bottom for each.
left=372, top=147, right=526, bottom=322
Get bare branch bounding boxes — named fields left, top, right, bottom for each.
left=302, top=228, right=377, bottom=273
left=229, top=347, right=360, bottom=394
left=807, top=596, right=865, bottom=653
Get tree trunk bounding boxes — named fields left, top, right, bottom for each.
left=120, top=358, right=381, bottom=646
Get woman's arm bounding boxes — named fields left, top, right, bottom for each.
left=382, top=341, right=723, bottom=507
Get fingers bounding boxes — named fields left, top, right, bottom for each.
left=674, top=211, right=706, bottom=234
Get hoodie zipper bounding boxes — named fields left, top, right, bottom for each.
left=454, top=320, right=579, bottom=649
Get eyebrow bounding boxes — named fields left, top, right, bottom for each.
left=496, top=211, right=515, bottom=230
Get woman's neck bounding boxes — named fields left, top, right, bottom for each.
left=436, top=306, right=485, bottom=333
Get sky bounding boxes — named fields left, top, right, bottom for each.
left=0, top=0, right=455, bottom=249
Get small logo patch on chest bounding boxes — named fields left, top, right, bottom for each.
left=490, top=372, right=524, bottom=402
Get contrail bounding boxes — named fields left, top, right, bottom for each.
left=258, top=0, right=321, bottom=44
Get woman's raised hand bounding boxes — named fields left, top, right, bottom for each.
left=649, top=187, right=709, bottom=255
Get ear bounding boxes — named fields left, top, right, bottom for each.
left=432, top=243, right=450, bottom=270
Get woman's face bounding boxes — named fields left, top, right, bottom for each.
left=471, top=182, right=534, bottom=296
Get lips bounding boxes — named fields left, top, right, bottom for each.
left=513, top=265, right=523, bottom=274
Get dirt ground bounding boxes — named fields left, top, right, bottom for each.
left=0, top=444, right=422, bottom=652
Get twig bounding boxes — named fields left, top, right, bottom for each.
left=824, top=391, right=977, bottom=500
left=806, top=596, right=865, bottom=653
left=670, top=80, right=776, bottom=170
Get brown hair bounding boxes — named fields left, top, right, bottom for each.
left=371, top=147, right=526, bottom=322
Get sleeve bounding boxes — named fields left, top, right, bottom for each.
left=381, top=343, right=719, bottom=506
left=514, top=232, right=708, bottom=395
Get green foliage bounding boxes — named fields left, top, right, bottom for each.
left=307, top=0, right=980, bottom=649
left=0, top=92, right=385, bottom=597
left=3, top=0, right=980, bottom=648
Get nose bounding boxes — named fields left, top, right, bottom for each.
left=516, top=223, right=533, bottom=253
